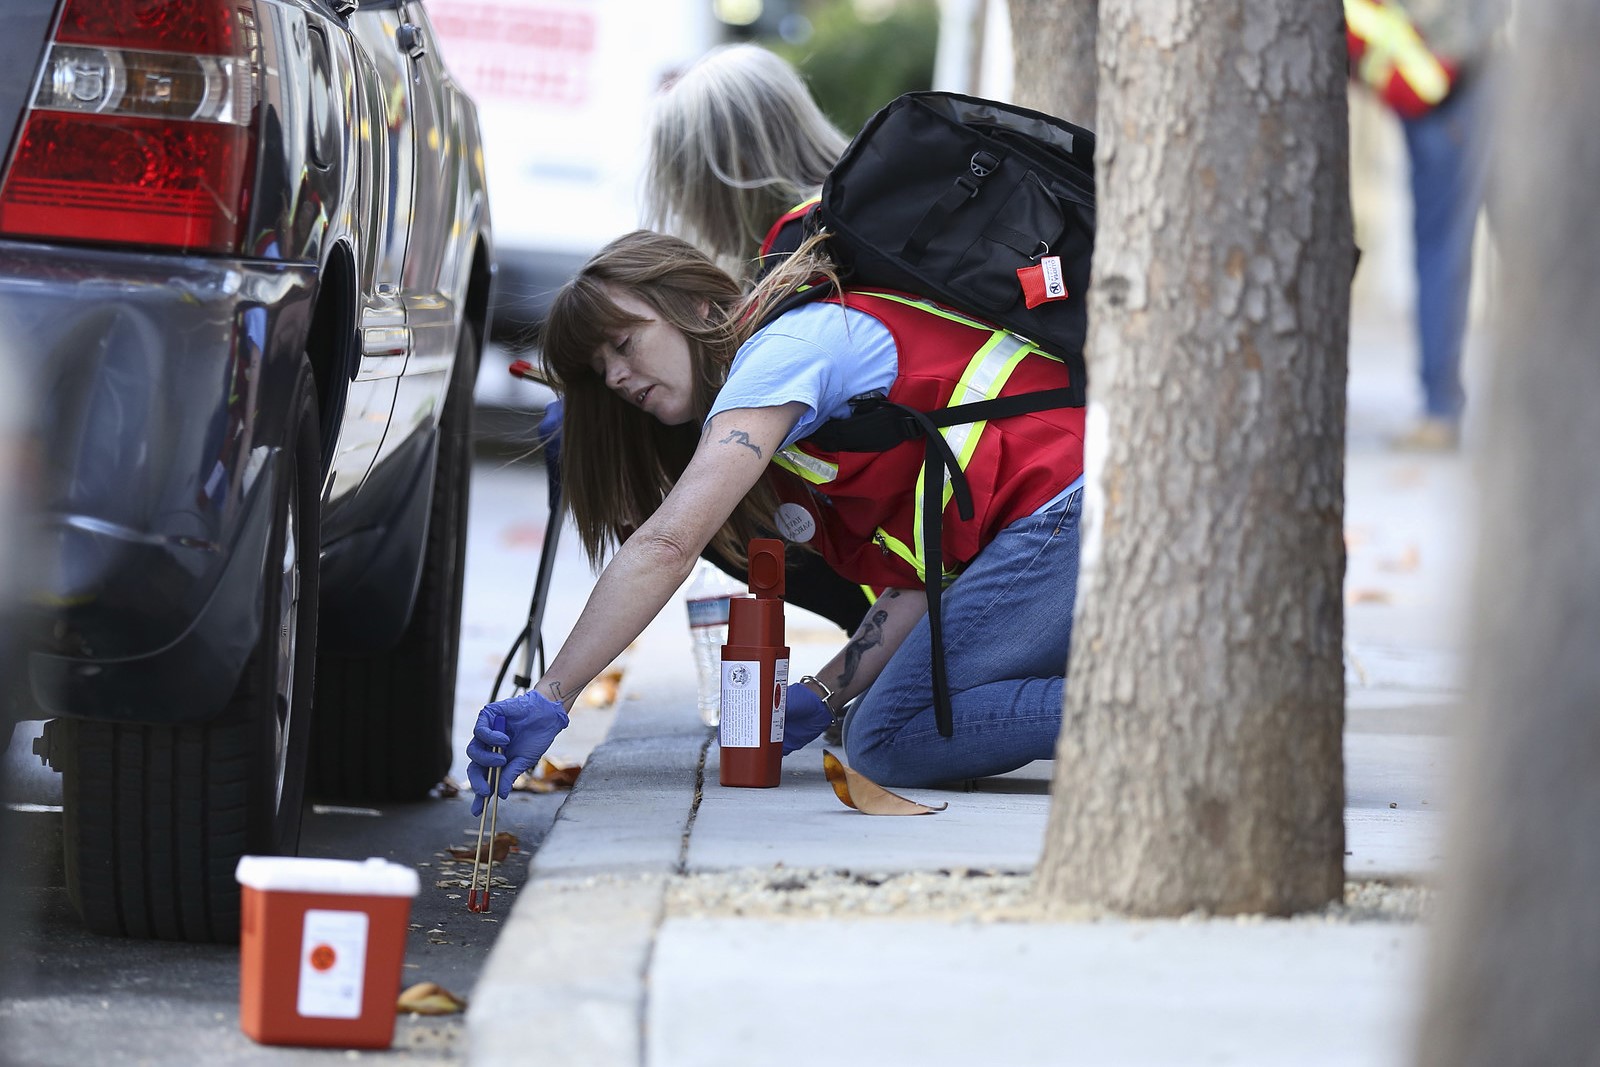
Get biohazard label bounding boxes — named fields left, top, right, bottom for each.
left=719, top=660, right=761, bottom=748
left=771, top=658, right=789, bottom=743
left=297, top=909, right=369, bottom=1019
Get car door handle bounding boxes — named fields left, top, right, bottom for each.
left=397, top=23, right=426, bottom=60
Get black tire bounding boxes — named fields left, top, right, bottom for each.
left=309, top=323, right=476, bottom=800
left=60, top=360, right=321, bottom=942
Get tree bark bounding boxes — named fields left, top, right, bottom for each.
left=1008, top=0, right=1098, bottom=126
left=1035, top=0, right=1351, bottom=915
left=1416, top=6, right=1600, bottom=1063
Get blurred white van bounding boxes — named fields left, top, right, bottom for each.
left=429, top=0, right=720, bottom=354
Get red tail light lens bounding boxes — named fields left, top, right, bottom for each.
left=2, top=113, right=250, bottom=250
left=54, top=0, right=239, bottom=53
left=0, top=0, right=259, bottom=254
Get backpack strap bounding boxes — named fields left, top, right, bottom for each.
left=760, top=198, right=820, bottom=258
left=748, top=276, right=839, bottom=334
left=757, top=198, right=821, bottom=280
left=900, top=150, right=1001, bottom=265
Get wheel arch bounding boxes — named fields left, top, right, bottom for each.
left=304, top=240, right=357, bottom=475
left=464, top=232, right=494, bottom=373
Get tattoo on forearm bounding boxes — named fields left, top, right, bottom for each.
left=718, top=428, right=764, bottom=458
left=548, top=681, right=567, bottom=704
left=839, top=609, right=889, bottom=687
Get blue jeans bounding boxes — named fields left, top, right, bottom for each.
left=1403, top=69, right=1492, bottom=420
left=842, top=488, right=1082, bottom=787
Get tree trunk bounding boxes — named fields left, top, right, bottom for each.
left=1416, top=6, right=1600, bottom=1063
left=1009, top=0, right=1098, bottom=126
left=1035, top=0, right=1351, bottom=916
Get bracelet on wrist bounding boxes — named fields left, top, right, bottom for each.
left=798, top=675, right=839, bottom=713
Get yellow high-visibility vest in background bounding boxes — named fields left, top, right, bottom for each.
left=1345, top=0, right=1457, bottom=118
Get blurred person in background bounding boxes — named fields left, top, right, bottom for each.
left=645, top=42, right=849, bottom=282
left=1346, top=0, right=1507, bottom=451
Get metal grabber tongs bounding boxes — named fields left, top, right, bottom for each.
left=468, top=373, right=566, bottom=914
left=467, top=711, right=506, bottom=913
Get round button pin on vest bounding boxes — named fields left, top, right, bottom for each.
left=719, top=538, right=789, bottom=787
left=235, top=856, right=420, bottom=1048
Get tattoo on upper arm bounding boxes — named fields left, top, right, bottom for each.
left=839, top=608, right=890, bottom=687
left=718, top=428, right=764, bottom=459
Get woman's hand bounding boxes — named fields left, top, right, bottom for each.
left=466, top=690, right=570, bottom=815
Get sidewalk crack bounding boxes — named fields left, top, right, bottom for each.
left=676, top=735, right=711, bottom=874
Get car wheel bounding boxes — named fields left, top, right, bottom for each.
left=59, top=359, right=321, bottom=942
left=310, top=322, right=476, bottom=800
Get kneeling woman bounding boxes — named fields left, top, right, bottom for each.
left=465, top=230, right=1084, bottom=804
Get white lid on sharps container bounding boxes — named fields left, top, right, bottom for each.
left=235, top=856, right=420, bottom=897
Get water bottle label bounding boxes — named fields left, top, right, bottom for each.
left=687, top=595, right=731, bottom=627
left=719, top=660, right=762, bottom=748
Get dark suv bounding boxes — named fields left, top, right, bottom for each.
left=0, top=0, right=493, bottom=941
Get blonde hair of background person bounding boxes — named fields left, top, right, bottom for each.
left=644, top=44, right=847, bottom=277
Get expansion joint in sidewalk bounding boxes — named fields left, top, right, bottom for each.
left=675, top=734, right=712, bottom=875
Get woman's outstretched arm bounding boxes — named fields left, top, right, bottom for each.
left=534, top=402, right=807, bottom=708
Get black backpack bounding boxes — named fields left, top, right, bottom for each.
left=763, top=90, right=1096, bottom=406
left=760, top=92, right=1097, bottom=738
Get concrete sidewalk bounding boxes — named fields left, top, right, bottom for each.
left=467, top=307, right=1474, bottom=1065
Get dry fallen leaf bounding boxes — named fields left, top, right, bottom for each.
left=513, top=756, right=583, bottom=793
left=1378, top=544, right=1421, bottom=573
left=580, top=668, right=623, bottom=707
left=445, top=831, right=518, bottom=864
left=822, top=750, right=946, bottom=816
left=430, top=776, right=463, bottom=799
left=397, top=981, right=467, bottom=1015
left=1348, top=588, right=1394, bottom=605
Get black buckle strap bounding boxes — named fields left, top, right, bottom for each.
left=902, top=165, right=991, bottom=265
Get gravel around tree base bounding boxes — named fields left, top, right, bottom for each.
left=664, top=869, right=1434, bottom=924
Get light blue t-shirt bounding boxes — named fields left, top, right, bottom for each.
left=705, top=301, right=897, bottom=449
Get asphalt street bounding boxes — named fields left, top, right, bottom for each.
left=0, top=443, right=588, bottom=1067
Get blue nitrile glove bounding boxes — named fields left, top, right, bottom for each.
left=782, top=683, right=832, bottom=756
left=466, top=690, right=569, bottom=815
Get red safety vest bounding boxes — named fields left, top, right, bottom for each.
left=1345, top=0, right=1457, bottom=118
left=768, top=289, right=1085, bottom=590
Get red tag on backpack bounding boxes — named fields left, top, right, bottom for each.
left=1017, top=255, right=1069, bottom=308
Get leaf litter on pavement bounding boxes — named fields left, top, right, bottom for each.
left=397, top=981, right=467, bottom=1015
left=513, top=755, right=583, bottom=793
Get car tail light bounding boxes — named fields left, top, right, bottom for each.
left=0, top=0, right=260, bottom=254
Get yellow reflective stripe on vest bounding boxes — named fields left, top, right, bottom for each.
left=854, top=290, right=998, bottom=333
left=873, top=527, right=927, bottom=583
left=1345, top=0, right=1452, bottom=106
left=774, top=446, right=838, bottom=485
left=910, top=332, right=1035, bottom=581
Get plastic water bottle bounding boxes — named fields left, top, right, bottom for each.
left=684, top=562, right=739, bottom=727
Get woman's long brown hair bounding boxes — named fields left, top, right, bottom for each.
left=539, top=230, right=838, bottom=569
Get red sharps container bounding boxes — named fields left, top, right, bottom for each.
left=718, top=538, right=788, bottom=787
